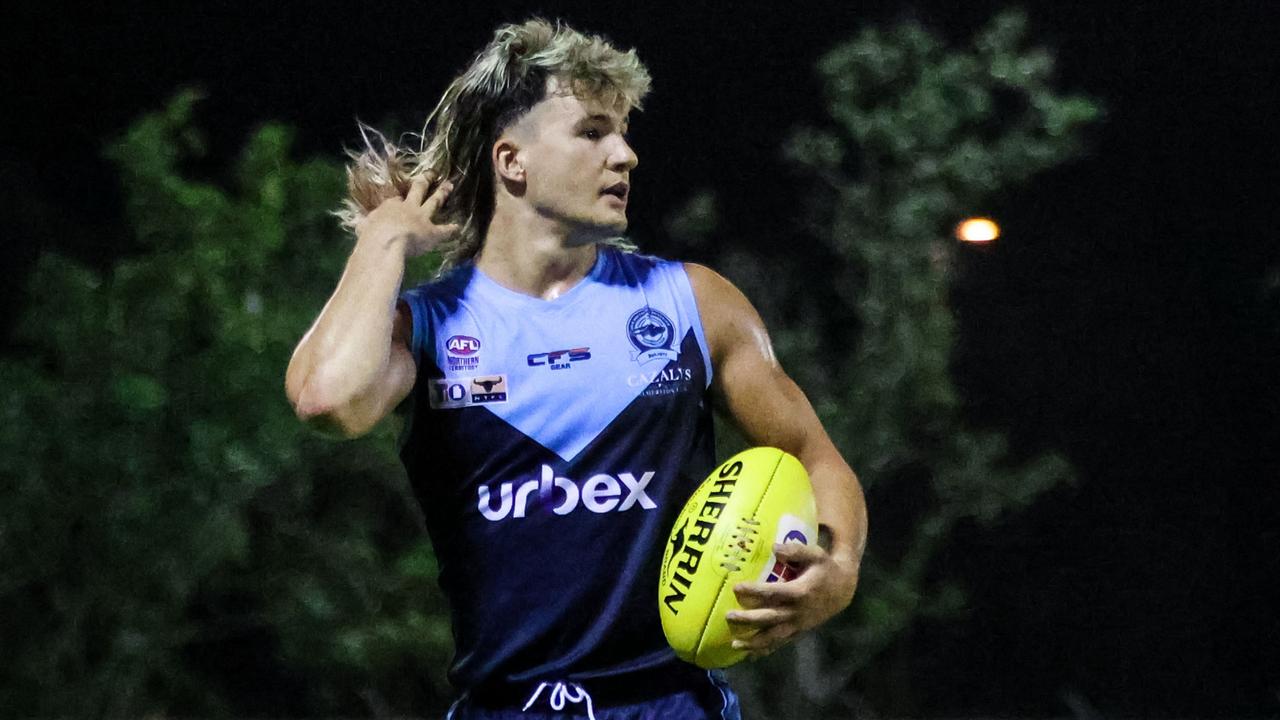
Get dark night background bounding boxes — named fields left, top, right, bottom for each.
left=5, top=1, right=1278, bottom=716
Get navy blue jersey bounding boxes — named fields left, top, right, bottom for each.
left=398, top=246, right=717, bottom=692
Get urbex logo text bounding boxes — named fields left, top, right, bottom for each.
left=477, top=465, right=656, bottom=521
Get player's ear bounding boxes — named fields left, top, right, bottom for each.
left=493, top=135, right=525, bottom=184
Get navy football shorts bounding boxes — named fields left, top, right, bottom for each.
left=446, top=671, right=742, bottom=720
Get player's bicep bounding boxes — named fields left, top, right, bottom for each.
left=331, top=303, right=417, bottom=436
left=383, top=301, right=419, bottom=413
left=688, top=263, right=818, bottom=450
left=713, top=325, right=818, bottom=453
left=385, top=333, right=417, bottom=413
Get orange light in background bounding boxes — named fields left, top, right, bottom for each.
left=956, top=217, right=1000, bottom=243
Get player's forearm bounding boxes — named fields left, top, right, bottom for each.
left=805, top=445, right=867, bottom=571
left=286, top=231, right=409, bottom=419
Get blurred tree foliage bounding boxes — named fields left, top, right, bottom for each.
left=701, top=10, right=1099, bottom=718
left=0, top=90, right=452, bottom=717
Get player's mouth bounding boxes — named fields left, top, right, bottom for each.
left=601, top=182, right=629, bottom=205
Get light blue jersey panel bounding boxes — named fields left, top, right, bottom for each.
left=405, top=246, right=712, bottom=462
left=398, top=247, right=718, bottom=693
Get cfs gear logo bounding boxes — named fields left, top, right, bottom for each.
left=427, top=374, right=508, bottom=409
left=627, top=307, right=678, bottom=364
left=445, top=335, right=481, bottom=370
left=527, top=347, right=591, bottom=370
left=477, top=465, right=657, bottom=521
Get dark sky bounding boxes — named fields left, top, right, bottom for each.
left=6, top=1, right=1279, bottom=716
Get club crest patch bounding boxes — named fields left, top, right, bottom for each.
left=627, top=307, right=678, bottom=364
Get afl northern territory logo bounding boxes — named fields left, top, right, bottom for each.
left=446, top=335, right=480, bottom=356
left=627, top=307, right=678, bottom=364
left=445, top=335, right=481, bottom=370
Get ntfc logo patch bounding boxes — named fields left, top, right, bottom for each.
left=470, top=375, right=507, bottom=403
left=427, top=374, right=508, bottom=409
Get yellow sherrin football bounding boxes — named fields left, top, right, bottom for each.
left=658, top=447, right=818, bottom=668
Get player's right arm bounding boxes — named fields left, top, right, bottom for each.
left=285, top=176, right=458, bottom=438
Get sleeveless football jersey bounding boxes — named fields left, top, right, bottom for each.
left=398, top=246, right=717, bottom=692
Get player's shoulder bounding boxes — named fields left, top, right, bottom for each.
left=401, top=262, right=476, bottom=309
left=682, top=263, right=754, bottom=313
left=397, top=264, right=479, bottom=359
left=680, top=262, right=768, bottom=364
left=596, top=244, right=679, bottom=284
left=681, top=261, right=724, bottom=288
left=593, top=247, right=749, bottom=307
left=602, top=246, right=730, bottom=295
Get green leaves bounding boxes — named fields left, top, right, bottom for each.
left=811, top=9, right=1100, bottom=232
left=718, top=11, right=1100, bottom=717
left=0, top=91, right=450, bottom=716
left=111, top=372, right=168, bottom=413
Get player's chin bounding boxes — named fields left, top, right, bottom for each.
left=590, top=213, right=629, bottom=236
left=596, top=198, right=629, bottom=223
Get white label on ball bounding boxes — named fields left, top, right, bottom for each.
left=758, top=514, right=815, bottom=583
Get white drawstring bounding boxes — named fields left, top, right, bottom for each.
left=521, top=680, right=597, bottom=720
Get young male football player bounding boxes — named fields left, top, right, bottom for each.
left=286, top=18, right=867, bottom=719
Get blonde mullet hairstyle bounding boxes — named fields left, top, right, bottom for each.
left=336, top=18, right=652, bottom=270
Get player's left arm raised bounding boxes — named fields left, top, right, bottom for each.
left=687, top=263, right=868, bottom=657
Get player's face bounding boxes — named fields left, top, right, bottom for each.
left=515, top=87, right=637, bottom=239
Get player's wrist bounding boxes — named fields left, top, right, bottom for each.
left=355, top=225, right=412, bottom=254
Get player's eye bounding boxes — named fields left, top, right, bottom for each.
left=583, top=128, right=602, bottom=140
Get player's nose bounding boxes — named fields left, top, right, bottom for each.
left=608, top=136, right=638, bottom=172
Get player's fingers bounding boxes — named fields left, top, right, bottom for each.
left=773, top=541, right=825, bottom=566
left=726, top=607, right=789, bottom=630
left=423, top=179, right=454, bottom=216
left=405, top=176, right=430, bottom=205
left=734, top=580, right=802, bottom=607
left=732, top=622, right=797, bottom=656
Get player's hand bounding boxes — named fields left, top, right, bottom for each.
left=726, top=542, right=859, bottom=658
left=356, top=173, right=460, bottom=257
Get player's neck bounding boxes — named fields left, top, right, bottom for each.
left=478, top=205, right=600, bottom=301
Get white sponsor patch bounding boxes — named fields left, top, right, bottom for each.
left=428, top=374, right=508, bottom=409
